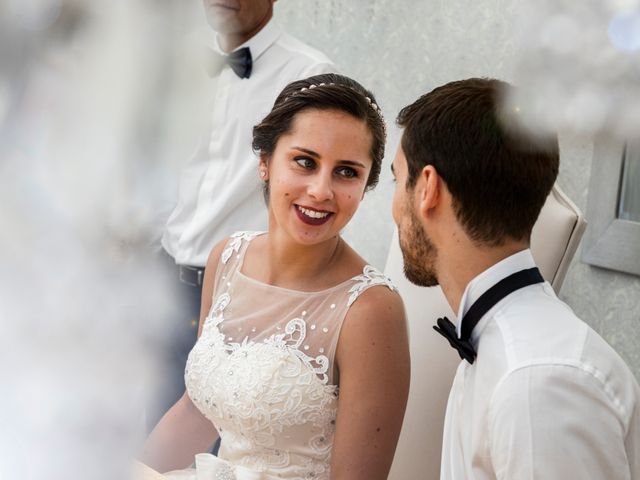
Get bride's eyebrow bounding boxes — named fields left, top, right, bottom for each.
left=291, top=146, right=320, bottom=158
left=337, top=160, right=367, bottom=169
left=291, top=146, right=367, bottom=169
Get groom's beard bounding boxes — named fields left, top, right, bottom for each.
left=399, top=204, right=439, bottom=288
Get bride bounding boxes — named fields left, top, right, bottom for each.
left=140, top=73, right=410, bottom=480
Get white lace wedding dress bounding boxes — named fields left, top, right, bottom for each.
left=164, top=232, right=396, bottom=480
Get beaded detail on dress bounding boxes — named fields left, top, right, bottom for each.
left=185, top=232, right=396, bottom=479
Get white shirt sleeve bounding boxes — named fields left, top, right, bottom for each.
left=488, top=364, right=632, bottom=480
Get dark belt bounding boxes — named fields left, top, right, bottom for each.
left=178, top=264, right=205, bottom=287
left=161, top=249, right=205, bottom=287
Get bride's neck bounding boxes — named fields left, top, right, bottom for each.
left=263, top=233, right=343, bottom=289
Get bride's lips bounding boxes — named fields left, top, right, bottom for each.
left=294, top=204, right=334, bottom=226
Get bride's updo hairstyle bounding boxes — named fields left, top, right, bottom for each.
left=253, top=73, right=386, bottom=193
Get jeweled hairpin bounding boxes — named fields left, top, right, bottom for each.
left=294, top=82, right=384, bottom=119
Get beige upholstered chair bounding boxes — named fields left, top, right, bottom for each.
left=385, top=184, right=587, bottom=480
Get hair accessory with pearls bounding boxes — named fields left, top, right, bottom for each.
left=292, top=82, right=383, bottom=118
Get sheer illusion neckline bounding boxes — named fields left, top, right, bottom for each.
left=236, top=268, right=358, bottom=295
left=236, top=233, right=363, bottom=295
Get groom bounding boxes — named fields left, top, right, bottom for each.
left=391, top=78, right=640, bottom=478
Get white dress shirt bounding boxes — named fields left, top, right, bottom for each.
left=162, top=22, right=334, bottom=266
left=441, top=249, right=640, bottom=479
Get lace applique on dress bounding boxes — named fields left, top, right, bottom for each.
left=207, top=293, right=231, bottom=328
left=225, top=317, right=331, bottom=384
left=347, top=265, right=397, bottom=306
left=187, top=312, right=338, bottom=477
left=206, top=288, right=331, bottom=384
left=221, top=231, right=262, bottom=264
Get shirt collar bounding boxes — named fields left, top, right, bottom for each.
left=456, top=249, right=537, bottom=338
left=212, top=20, right=281, bottom=62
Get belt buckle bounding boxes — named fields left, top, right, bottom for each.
left=179, top=265, right=203, bottom=287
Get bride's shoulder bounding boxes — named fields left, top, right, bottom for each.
left=341, top=252, right=405, bottom=327
left=346, top=272, right=404, bottom=318
left=340, top=244, right=405, bottom=321
left=203, top=231, right=263, bottom=273
left=335, top=265, right=409, bottom=379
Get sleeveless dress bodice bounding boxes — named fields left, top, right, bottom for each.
left=179, top=232, right=396, bottom=480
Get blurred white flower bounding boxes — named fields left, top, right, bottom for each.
left=509, top=0, right=640, bottom=140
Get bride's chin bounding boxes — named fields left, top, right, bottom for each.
left=285, top=225, right=330, bottom=244
left=283, top=231, right=325, bottom=248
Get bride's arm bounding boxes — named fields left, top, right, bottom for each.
left=139, top=239, right=228, bottom=472
left=330, top=286, right=410, bottom=480
left=140, top=392, right=218, bottom=472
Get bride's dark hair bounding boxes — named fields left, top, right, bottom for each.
left=252, top=73, right=386, bottom=193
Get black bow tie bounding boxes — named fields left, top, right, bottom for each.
left=206, top=47, right=253, bottom=79
left=434, top=267, right=544, bottom=364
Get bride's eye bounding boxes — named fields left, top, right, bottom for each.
left=336, top=166, right=358, bottom=178
left=294, top=157, right=315, bottom=170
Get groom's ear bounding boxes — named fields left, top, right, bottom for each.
left=415, top=165, right=441, bottom=220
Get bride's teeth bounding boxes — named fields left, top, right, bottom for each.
left=298, top=206, right=330, bottom=219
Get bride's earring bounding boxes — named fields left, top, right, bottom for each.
left=260, top=169, right=268, bottom=180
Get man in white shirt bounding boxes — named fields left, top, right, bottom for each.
left=391, top=78, right=640, bottom=479
left=151, top=0, right=333, bottom=430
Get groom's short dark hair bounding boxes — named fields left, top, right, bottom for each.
left=396, top=78, right=559, bottom=246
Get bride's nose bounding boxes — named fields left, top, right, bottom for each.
left=307, top=171, right=334, bottom=202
